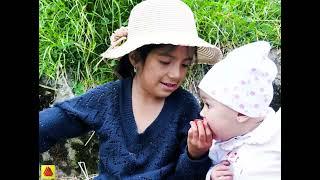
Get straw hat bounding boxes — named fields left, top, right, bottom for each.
left=101, top=0, right=222, bottom=65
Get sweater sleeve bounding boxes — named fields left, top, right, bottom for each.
left=39, top=101, right=91, bottom=153
left=173, top=92, right=211, bottom=179
left=39, top=82, right=116, bottom=153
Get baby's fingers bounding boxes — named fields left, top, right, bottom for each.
left=213, top=161, right=231, bottom=171
left=215, top=175, right=233, bottom=180
left=211, top=169, right=233, bottom=180
left=214, top=170, right=233, bottom=177
left=213, top=164, right=230, bottom=171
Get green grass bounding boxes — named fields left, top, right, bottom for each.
left=184, top=0, right=280, bottom=53
left=39, top=0, right=140, bottom=94
left=182, top=0, right=280, bottom=92
left=40, top=0, right=280, bottom=94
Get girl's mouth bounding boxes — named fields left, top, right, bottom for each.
left=161, top=82, right=178, bottom=91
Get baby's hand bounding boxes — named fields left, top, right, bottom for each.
left=211, top=160, right=233, bottom=180
left=187, top=119, right=214, bottom=159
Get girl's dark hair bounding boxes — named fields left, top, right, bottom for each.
left=114, top=44, right=164, bottom=79
left=114, top=44, right=197, bottom=79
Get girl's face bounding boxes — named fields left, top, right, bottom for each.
left=199, top=89, right=241, bottom=141
left=136, top=45, right=194, bottom=98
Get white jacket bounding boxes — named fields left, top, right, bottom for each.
left=206, top=108, right=281, bottom=180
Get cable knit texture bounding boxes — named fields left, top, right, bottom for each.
left=39, top=78, right=211, bottom=179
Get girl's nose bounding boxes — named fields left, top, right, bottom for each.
left=167, top=65, right=181, bottom=79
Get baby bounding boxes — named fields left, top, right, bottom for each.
left=192, top=41, right=281, bottom=180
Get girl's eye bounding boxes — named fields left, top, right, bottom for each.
left=159, top=61, right=170, bottom=65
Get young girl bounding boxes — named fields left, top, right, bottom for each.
left=188, top=41, right=281, bottom=180
left=39, top=0, right=222, bottom=179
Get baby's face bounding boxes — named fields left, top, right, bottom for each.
left=199, top=89, right=240, bottom=141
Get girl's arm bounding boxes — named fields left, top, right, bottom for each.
left=173, top=95, right=212, bottom=179
left=39, top=99, right=94, bottom=153
left=39, top=83, right=115, bottom=153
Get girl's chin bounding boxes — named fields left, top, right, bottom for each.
left=155, top=91, right=173, bottom=99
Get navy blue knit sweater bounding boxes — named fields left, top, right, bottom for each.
left=39, top=78, right=211, bottom=179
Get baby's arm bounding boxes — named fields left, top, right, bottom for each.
left=207, top=160, right=233, bottom=180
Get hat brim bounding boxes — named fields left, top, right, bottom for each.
left=101, top=33, right=222, bottom=65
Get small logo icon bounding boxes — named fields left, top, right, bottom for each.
left=40, top=165, right=56, bottom=180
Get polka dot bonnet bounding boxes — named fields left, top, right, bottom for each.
left=198, top=41, right=278, bottom=118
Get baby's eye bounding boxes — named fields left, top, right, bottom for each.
left=201, top=102, right=210, bottom=109
left=200, top=101, right=204, bottom=108
left=205, top=103, right=210, bottom=108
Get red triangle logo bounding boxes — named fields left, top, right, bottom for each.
left=43, top=166, right=53, bottom=176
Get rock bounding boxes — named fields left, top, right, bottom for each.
left=39, top=77, right=56, bottom=110
left=40, top=75, right=99, bottom=177
left=269, top=48, right=281, bottom=111
left=53, top=74, right=74, bottom=104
